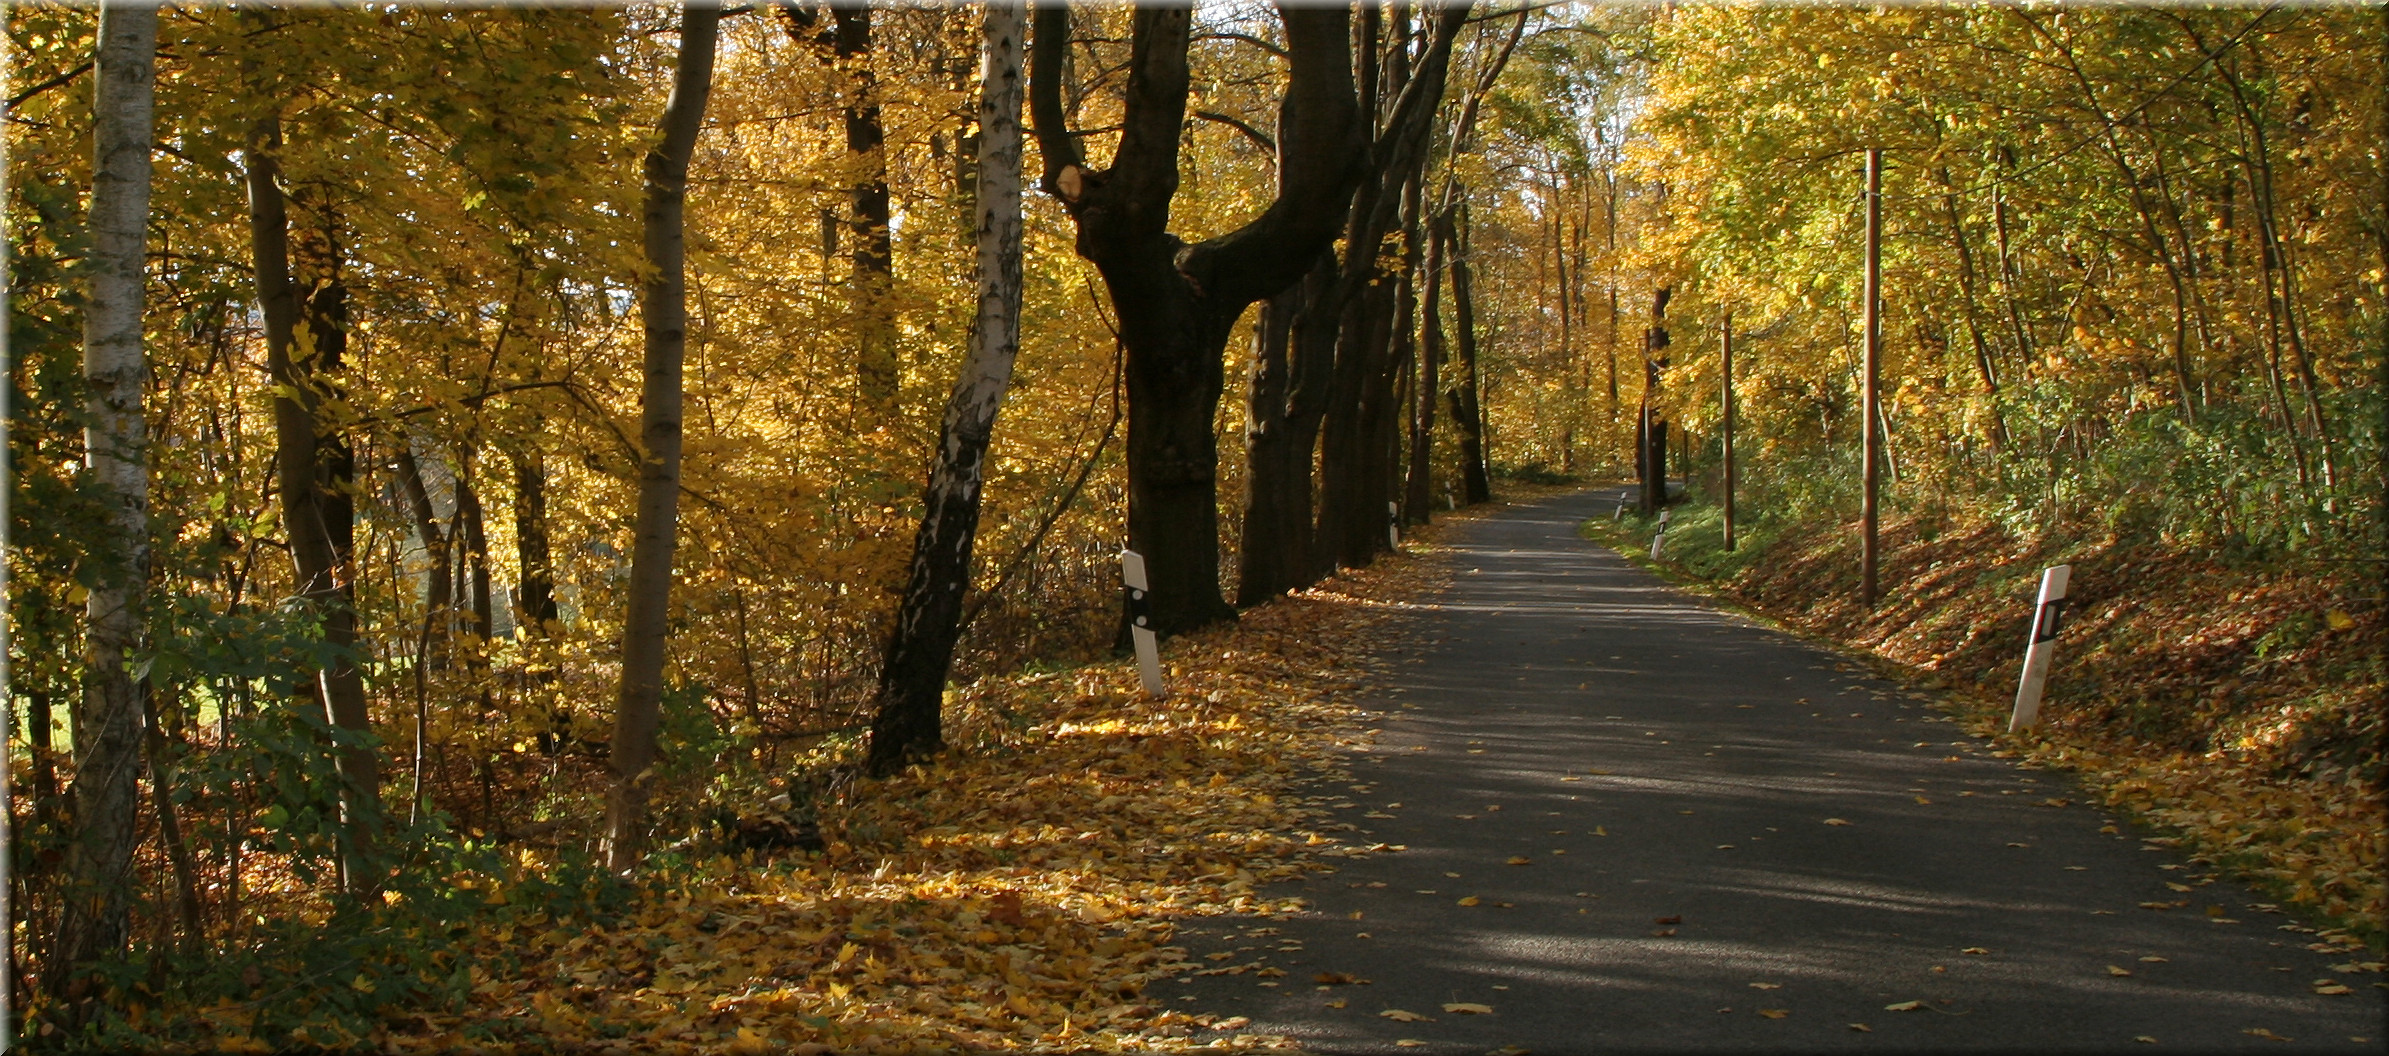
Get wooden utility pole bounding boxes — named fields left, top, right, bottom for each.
left=1861, top=148, right=1883, bottom=607
left=1721, top=307, right=1735, bottom=552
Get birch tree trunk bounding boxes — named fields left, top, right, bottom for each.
left=605, top=1, right=719, bottom=872
left=865, top=0, right=1026, bottom=776
left=53, top=0, right=157, bottom=996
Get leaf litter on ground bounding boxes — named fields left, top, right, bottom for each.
left=358, top=514, right=1480, bottom=1054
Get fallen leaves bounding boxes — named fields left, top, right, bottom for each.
left=335, top=534, right=1465, bottom=1054
left=1884, top=1000, right=1926, bottom=1011
left=1380, top=1009, right=1432, bottom=1022
left=1441, top=1002, right=1494, bottom=1014
left=1756, top=1009, right=1788, bottom=1019
left=1961, top=947, right=1991, bottom=955
left=2107, top=965, right=2133, bottom=977
left=1505, top=856, right=1533, bottom=866
left=1823, top=818, right=1852, bottom=826
left=1748, top=982, right=1781, bottom=990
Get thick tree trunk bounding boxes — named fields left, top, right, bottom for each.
left=1318, top=275, right=1399, bottom=568
left=1639, top=286, right=1672, bottom=514
left=53, top=0, right=156, bottom=995
left=1236, top=278, right=1322, bottom=606
left=1446, top=207, right=1491, bottom=505
left=1033, top=3, right=1370, bottom=636
left=605, top=1, right=718, bottom=873
left=865, top=0, right=1025, bottom=777
left=246, top=107, right=378, bottom=880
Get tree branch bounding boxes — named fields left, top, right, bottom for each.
left=1174, top=5, right=1366, bottom=306
left=1194, top=108, right=1275, bottom=152
left=6, top=59, right=91, bottom=111
left=1030, top=1, right=1085, bottom=196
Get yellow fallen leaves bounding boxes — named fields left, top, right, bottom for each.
left=1441, top=1002, right=1493, bottom=1014
left=1884, top=1000, right=1926, bottom=1011
left=1380, top=1009, right=1432, bottom=1022
left=1823, top=818, right=1852, bottom=826
left=2107, top=965, right=2133, bottom=977
left=1506, top=856, right=1532, bottom=865
left=1457, top=895, right=1483, bottom=906
left=357, top=533, right=1464, bottom=1054
left=1757, top=1009, right=1788, bottom=1019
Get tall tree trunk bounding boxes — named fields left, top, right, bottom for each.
left=53, top=0, right=156, bottom=998
left=1445, top=206, right=1491, bottom=505
left=1638, top=286, right=1672, bottom=514
left=508, top=446, right=558, bottom=631
left=832, top=0, right=898, bottom=418
left=1032, top=3, right=1376, bottom=636
left=456, top=465, right=493, bottom=669
left=604, top=1, right=719, bottom=873
left=1314, top=14, right=1467, bottom=569
left=393, top=445, right=452, bottom=669
left=865, top=0, right=1025, bottom=776
left=245, top=81, right=378, bottom=883
left=1403, top=199, right=1445, bottom=523
left=1236, top=275, right=1323, bottom=606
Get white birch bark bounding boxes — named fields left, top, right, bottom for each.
left=56, top=0, right=157, bottom=984
left=864, top=0, right=1025, bottom=774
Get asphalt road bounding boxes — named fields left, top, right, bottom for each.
left=1171, top=487, right=2383, bottom=1054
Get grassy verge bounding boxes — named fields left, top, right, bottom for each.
left=1580, top=493, right=2384, bottom=954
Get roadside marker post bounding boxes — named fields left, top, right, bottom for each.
left=2007, top=564, right=2072, bottom=732
left=1649, top=508, right=1672, bottom=560
left=1120, top=549, right=1166, bottom=699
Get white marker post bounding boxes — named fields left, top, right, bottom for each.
left=1120, top=549, right=1166, bottom=699
left=2008, top=564, right=2072, bottom=732
left=1387, top=501, right=1401, bottom=550
left=1649, top=508, right=1672, bottom=560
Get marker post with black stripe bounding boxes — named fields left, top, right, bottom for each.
left=1120, top=549, right=1165, bottom=698
left=2008, top=564, right=2072, bottom=732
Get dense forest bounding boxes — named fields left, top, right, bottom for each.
left=5, top=1, right=2380, bottom=1048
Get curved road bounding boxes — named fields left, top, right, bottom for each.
left=1172, top=488, right=2380, bottom=1053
